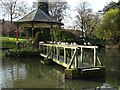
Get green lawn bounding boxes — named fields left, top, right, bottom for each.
left=2, top=37, right=26, bottom=49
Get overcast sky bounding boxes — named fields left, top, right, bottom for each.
left=23, top=0, right=118, bottom=12
left=0, top=0, right=118, bottom=27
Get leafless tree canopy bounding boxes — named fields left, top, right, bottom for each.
left=75, top=1, right=99, bottom=37
left=0, top=0, right=29, bottom=22
left=48, top=0, right=69, bottom=22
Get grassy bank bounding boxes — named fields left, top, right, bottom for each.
left=2, top=37, right=41, bottom=58
left=5, top=48, right=41, bottom=58
left=2, top=37, right=26, bottom=49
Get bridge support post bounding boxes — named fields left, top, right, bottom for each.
left=65, top=68, right=80, bottom=79
left=43, top=58, right=54, bottom=64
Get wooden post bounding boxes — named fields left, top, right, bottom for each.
left=19, top=27, right=22, bottom=37
left=50, top=24, right=53, bottom=42
left=75, top=48, right=78, bottom=68
left=81, top=47, right=83, bottom=62
left=16, top=30, right=19, bottom=49
left=32, top=27, right=34, bottom=47
left=64, top=48, right=67, bottom=64
left=16, top=29, right=18, bottom=42
left=16, top=24, right=19, bottom=49
left=26, top=30, right=28, bottom=47
left=94, top=47, right=96, bottom=66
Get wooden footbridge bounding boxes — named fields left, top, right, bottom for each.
left=39, top=42, right=105, bottom=79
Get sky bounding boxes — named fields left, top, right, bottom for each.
left=66, top=0, right=118, bottom=12
left=0, top=0, right=118, bottom=27
left=23, top=0, right=118, bottom=12
left=65, top=0, right=118, bottom=28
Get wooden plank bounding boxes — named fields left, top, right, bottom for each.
left=78, top=45, right=98, bottom=49
left=82, top=68, right=100, bottom=72
left=40, top=54, right=47, bottom=58
left=53, top=58, right=68, bottom=68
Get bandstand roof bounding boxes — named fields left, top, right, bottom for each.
left=16, top=9, right=64, bottom=28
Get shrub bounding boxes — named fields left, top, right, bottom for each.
left=5, top=48, right=41, bottom=58
left=34, top=32, right=41, bottom=48
left=56, top=30, right=75, bottom=42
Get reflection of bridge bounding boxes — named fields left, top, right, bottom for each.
left=39, top=43, right=105, bottom=79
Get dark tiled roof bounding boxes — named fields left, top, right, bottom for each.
left=17, top=9, right=63, bottom=25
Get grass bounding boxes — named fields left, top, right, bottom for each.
left=2, top=36, right=26, bottom=49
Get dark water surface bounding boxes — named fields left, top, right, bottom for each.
left=0, top=49, right=120, bottom=89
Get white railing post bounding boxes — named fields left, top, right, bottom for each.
left=71, top=49, right=73, bottom=59
left=81, top=47, right=83, bottom=62
left=94, top=47, right=96, bottom=66
left=51, top=46, right=53, bottom=58
left=64, top=48, right=67, bottom=64
left=75, top=48, right=78, bottom=68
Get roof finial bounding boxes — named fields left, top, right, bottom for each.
left=37, top=0, right=49, bottom=15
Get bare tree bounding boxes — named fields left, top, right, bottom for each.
left=0, top=0, right=29, bottom=22
left=75, top=1, right=99, bottom=39
left=48, top=0, right=69, bottom=22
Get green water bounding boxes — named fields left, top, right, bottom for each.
left=0, top=49, right=120, bottom=89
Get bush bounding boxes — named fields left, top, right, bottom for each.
left=56, top=30, right=75, bottom=42
left=34, top=32, right=41, bottom=48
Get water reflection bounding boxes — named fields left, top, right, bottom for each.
left=1, top=49, right=120, bottom=89
left=1, top=57, right=66, bottom=88
left=2, top=57, right=27, bottom=88
left=103, top=49, right=120, bottom=86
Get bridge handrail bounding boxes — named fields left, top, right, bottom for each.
left=39, top=43, right=98, bottom=49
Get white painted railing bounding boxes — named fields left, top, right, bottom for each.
left=39, top=43, right=102, bottom=69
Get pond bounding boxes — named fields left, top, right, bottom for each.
left=0, top=49, right=120, bottom=89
